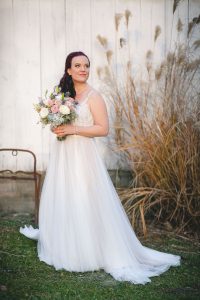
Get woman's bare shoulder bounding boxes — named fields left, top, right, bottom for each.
left=89, top=88, right=105, bottom=103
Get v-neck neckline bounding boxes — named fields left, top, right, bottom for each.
left=75, top=89, right=93, bottom=105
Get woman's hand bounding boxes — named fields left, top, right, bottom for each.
left=53, top=124, right=76, bottom=138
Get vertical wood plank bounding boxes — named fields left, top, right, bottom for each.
left=0, top=0, right=41, bottom=170
left=164, top=0, right=176, bottom=53
left=39, top=0, right=66, bottom=169
left=90, top=0, right=117, bottom=168
left=0, top=0, right=14, bottom=170
left=0, top=0, right=14, bottom=151
left=90, top=0, right=116, bottom=87
left=139, top=0, right=154, bottom=64
left=150, top=0, right=166, bottom=63
left=65, top=0, right=92, bottom=65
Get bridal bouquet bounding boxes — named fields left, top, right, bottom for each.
left=34, top=86, right=77, bottom=141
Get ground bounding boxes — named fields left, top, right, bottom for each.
left=0, top=213, right=199, bottom=300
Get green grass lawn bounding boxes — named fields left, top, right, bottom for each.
left=0, top=214, right=199, bottom=300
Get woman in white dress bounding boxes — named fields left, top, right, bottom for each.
left=20, top=51, right=181, bottom=284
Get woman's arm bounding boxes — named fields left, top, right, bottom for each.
left=53, top=92, right=109, bottom=138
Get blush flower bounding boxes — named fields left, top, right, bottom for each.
left=47, top=99, right=54, bottom=106
left=55, top=99, right=62, bottom=106
left=68, top=97, right=75, bottom=103
left=51, top=104, right=59, bottom=113
left=65, top=101, right=73, bottom=108
left=43, top=98, right=53, bottom=106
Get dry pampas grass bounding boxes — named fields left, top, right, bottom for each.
left=97, top=5, right=200, bottom=237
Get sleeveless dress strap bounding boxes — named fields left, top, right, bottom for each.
left=79, top=89, right=94, bottom=106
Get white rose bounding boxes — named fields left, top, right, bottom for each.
left=43, top=99, right=49, bottom=106
left=59, top=105, right=70, bottom=115
left=40, top=107, right=49, bottom=118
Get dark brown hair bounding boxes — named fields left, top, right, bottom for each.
left=59, top=51, right=90, bottom=98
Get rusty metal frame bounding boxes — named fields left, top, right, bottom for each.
left=0, top=148, right=41, bottom=224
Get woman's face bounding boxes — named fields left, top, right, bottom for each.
left=67, top=55, right=90, bottom=83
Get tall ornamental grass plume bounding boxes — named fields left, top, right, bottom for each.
left=97, top=6, right=200, bottom=238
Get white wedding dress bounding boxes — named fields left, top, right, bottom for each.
left=20, top=89, right=181, bottom=284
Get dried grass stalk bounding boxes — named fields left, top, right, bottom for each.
left=115, top=13, right=123, bottom=31
left=188, top=14, right=200, bottom=36
left=193, top=40, right=200, bottom=50
left=154, top=25, right=161, bottom=42
left=173, top=0, right=182, bottom=14
left=125, top=9, right=132, bottom=28
left=177, top=18, right=183, bottom=32
left=106, top=50, right=113, bottom=65
left=96, top=35, right=108, bottom=49
left=98, top=11, right=200, bottom=237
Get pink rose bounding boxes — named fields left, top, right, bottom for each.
left=65, top=101, right=73, bottom=108
left=64, top=97, right=75, bottom=103
left=51, top=104, right=59, bottom=113
left=48, top=99, right=54, bottom=106
left=55, top=99, right=62, bottom=106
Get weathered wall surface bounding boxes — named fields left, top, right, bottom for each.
left=0, top=0, right=199, bottom=172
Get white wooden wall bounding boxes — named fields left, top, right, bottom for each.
left=0, top=0, right=199, bottom=171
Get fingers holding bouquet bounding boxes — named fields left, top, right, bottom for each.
left=53, top=124, right=76, bottom=137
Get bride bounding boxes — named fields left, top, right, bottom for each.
left=20, top=51, right=181, bottom=284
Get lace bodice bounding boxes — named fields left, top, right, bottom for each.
left=73, top=90, right=94, bottom=127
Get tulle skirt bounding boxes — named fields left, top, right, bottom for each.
left=20, top=135, right=180, bottom=284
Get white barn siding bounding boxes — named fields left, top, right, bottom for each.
left=0, top=0, right=199, bottom=171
